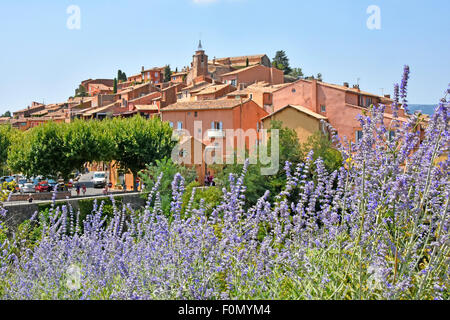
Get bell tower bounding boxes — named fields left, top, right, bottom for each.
left=191, top=40, right=209, bottom=79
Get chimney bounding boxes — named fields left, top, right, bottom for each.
left=353, top=84, right=360, bottom=91
left=343, top=82, right=349, bottom=88
left=141, top=66, right=145, bottom=72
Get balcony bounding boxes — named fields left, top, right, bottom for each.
left=207, top=129, right=225, bottom=139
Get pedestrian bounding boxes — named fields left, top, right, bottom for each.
left=28, top=194, right=33, bottom=203
left=82, top=184, right=86, bottom=196
left=76, top=184, right=80, bottom=196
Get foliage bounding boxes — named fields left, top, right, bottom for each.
left=1, top=181, right=16, bottom=202
left=164, top=65, right=172, bottom=83
left=74, top=85, right=87, bottom=98
left=0, top=125, right=13, bottom=174
left=213, top=120, right=305, bottom=206
left=139, top=157, right=197, bottom=214
left=117, top=70, right=127, bottom=82
left=113, top=78, right=118, bottom=93
left=302, top=131, right=343, bottom=173
left=7, top=116, right=172, bottom=182
left=289, top=68, right=304, bottom=79
left=181, top=181, right=222, bottom=216
left=107, top=116, right=176, bottom=191
left=1, top=111, right=11, bottom=118
left=272, top=50, right=292, bottom=75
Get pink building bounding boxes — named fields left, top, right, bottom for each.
left=269, top=79, right=408, bottom=143
left=220, top=65, right=284, bottom=89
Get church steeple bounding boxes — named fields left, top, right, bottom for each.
left=198, top=39, right=203, bottom=51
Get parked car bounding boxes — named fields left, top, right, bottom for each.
left=48, top=179, right=57, bottom=191
left=92, top=172, right=107, bottom=188
left=18, top=179, right=28, bottom=188
left=35, top=181, right=50, bottom=193
left=20, top=183, right=36, bottom=194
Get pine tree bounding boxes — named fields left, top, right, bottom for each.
left=272, top=50, right=292, bottom=75
left=113, top=78, right=118, bottom=93
left=164, top=65, right=172, bottom=83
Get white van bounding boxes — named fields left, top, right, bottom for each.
left=92, top=172, right=107, bottom=188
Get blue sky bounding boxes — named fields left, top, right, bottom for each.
left=0, top=0, right=449, bottom=114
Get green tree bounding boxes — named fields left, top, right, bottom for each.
left=118, top=70, right=127, bottom=82
left=139, top=157, right=197, bottom=214
left=8, top=121, right=69, bottom=179
left=301, top=131, right=342, bottom=173
left=272, top=50, right=292, bottom=75
left=213, top=120, right=304, bottom=206
left=75, top=84, right=88, bottom=97
left=246, top=58, right=249, bottom=67
left=1, top=111, right=11, bottom=118
left=108, top=116, right=176, bottom=191
left=164, top=65, right=172, bottom=83
left=0, top=124, right=13, bottom=175
left=113, top=78, right=118, bottom=93
left=289, top=68, right=304, bottom=79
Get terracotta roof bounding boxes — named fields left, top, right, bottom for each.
left=296, top=79, right=393, bottom=102
left=82, top=102, right=119, bottom=116
left=129, top=91, right=161, bottom=103
left=195, top=84, right=231, bottom=95
left=90, top=83, right=113, bottom=91
left=227, top=82, right=290, bottom=96
left=215, top=54, right=267, bottom=64
left=135, top=105, right=159, bottom=111
left=31, top=110, right=49, bottom=116
left=220, top=65, right=261, bottom=77
left=261, top=105, right=327, bottom=121
left=142, top=67, right=164, bottom=73
left=171, top=71, right=188, bottom=76
left=162, top=98, right=250, bottom=112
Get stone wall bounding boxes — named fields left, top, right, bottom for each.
left=2, top=193, right=146, bottom=230
left=10, top=192, right=71, bottom=202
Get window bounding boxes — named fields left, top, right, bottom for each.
left=366, top=97, right=373, bottom=107
left=194, top=112, right=198, bottom=117
left=211, top=121, right=223, bottom=130
left=231, top=79, right=237, bottom=86
left=169, top=122, right=173, bottom=128
left=292, top=88, right=296, bottom=93
left=356, top=130, right=363, bottom=143
left=321, top=105, right=326, bottom=113
left=249, top=93, right=253, bottom=100
left=177, top=121, right=183, bottom=130
left=359, top=95, right=364, bottom=107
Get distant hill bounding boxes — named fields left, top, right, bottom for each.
left=408, top=104, right=437, bottom=115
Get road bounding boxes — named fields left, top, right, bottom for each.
left=5, top=173, right=135, bottom=205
